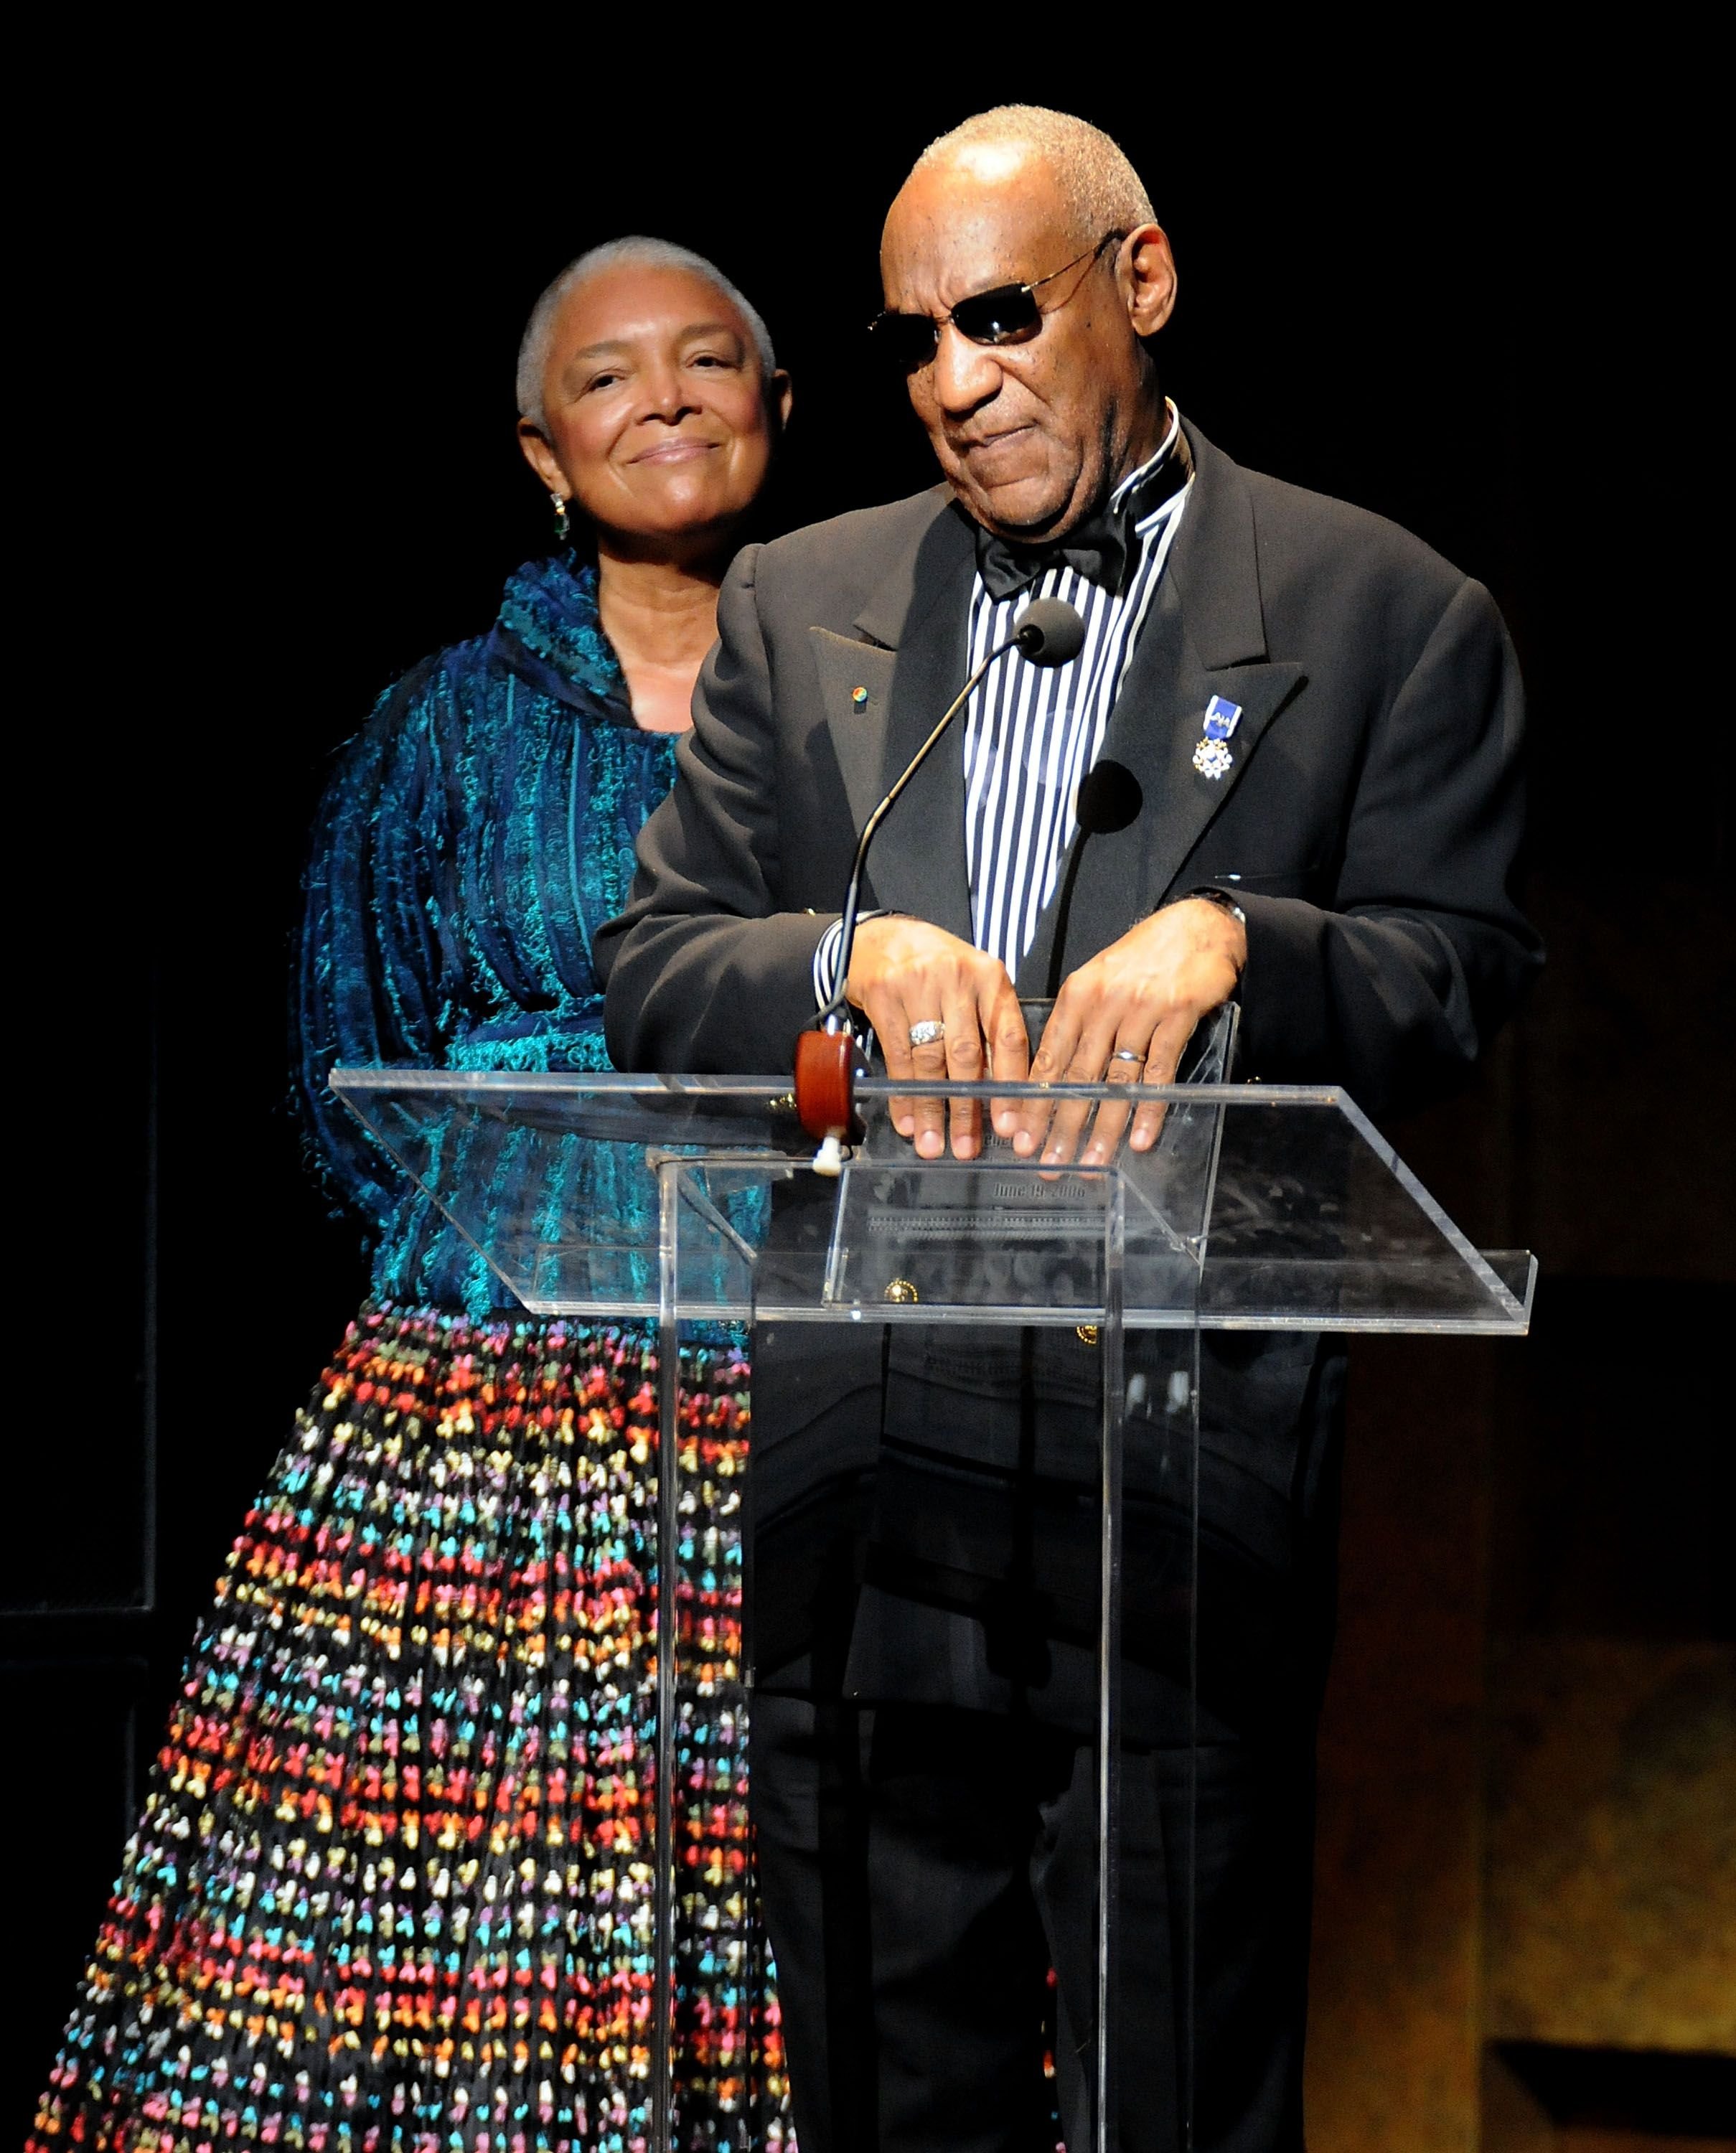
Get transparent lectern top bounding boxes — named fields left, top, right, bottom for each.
left=329, top=1068, right=1533, bottom=1335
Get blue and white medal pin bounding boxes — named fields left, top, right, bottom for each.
left=1191, top=695, right=1243, bottom=780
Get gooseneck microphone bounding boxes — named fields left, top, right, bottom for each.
left=1006, top=596, right=1088, bottom=666
left=815, top=596, right=1087, bottom=1029
left=794, top=596, right=1087, bottom=1166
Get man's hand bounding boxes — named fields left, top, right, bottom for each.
left=1000, top=898, right=1246, bottom=1165
left=847, top=916, right=1029, bottom=1158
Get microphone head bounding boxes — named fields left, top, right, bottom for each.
left=1013, top=597, right=1086, bottom=667
left=1074, top=759, right=1143, bottom=836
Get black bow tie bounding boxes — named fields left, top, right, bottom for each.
left=976, top=505, right=1132, bottom=602
left=972, top=428, right=1193, bottom=603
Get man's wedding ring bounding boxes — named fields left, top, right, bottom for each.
left=1111, top=1049, right=1146, bottom=1066
left=908, top=1019, right=946, bottom=1048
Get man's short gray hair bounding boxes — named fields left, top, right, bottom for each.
left=912, top=106, right=1156, bottom=243
left=515, top=236, right=776, bottom=432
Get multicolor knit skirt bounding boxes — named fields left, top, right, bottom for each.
left=30, top=1303, right=793, bottom=2153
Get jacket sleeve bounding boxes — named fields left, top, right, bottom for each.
left=596, top=543, right=831, bottom=1073
left=1233, top=577, right=1542, bottom=1117
left=294, top=663, right=456, bottom=1229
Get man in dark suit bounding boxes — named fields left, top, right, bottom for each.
left=600, top=105, right=1539, bottom=2153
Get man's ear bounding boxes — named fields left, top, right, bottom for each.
left=517, top=419, right=568, bottom=494
left=1121, top=225, right=1178, bottom=339
left=768, top=368, right=794, bottom=433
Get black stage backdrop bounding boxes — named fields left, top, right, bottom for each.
left=6, top=53, right=1729, bottom=2129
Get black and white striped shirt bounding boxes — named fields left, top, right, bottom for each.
left=963, top=405, right=1191, bottom=977
left=815, top=403, right=1193, bottom=1005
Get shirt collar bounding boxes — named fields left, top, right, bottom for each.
left=1109, top=398, right=1186, bottom=520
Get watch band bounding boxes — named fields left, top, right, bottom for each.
left=1183, top=884, right=1249, bottom=928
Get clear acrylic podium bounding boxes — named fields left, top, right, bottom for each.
left=332, top=1059, right=1532, bottom=2152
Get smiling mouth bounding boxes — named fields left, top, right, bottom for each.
left=632, top=438, right=718, bottom=465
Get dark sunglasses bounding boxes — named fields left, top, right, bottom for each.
left=868, top=232, right=1125, bottom=375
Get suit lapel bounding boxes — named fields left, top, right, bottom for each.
left=811, top=628, right=897, bottom=838
left=845, top=501, right=977, bottom=940
left=1017, top=428, right=1305, bottom=993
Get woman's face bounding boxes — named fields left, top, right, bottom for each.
left=521, top=264, right=788, bottom=554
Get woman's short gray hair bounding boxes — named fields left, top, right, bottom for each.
left=516, top=236, right=776, bottom=431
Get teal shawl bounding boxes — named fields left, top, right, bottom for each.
left=297, top=556, right=679, bottom=1315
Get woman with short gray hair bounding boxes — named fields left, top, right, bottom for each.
left=32, top=238, right=794, bottom=2153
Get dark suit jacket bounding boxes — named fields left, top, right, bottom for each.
left=599, top=420, right=1539, bottom=1115
left=598, top=420, right=1540, bottom=1740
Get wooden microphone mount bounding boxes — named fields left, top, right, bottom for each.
left=794, top=1026, right=862, bottom=1174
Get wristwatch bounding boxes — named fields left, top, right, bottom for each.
left=1183, top=884, right=1249, bottom=928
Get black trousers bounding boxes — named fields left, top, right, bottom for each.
left=751, top=1694, right=1316, bottom=2153
left=745, top=1318, right=1343, bottom=2150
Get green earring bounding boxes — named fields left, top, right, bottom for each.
left=551, top=492, right=571, bottom=543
